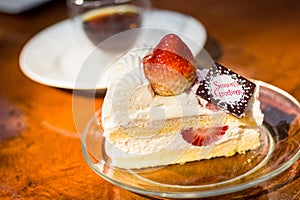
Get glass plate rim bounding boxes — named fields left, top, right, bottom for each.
left=81, top=80, right=300, bottom=198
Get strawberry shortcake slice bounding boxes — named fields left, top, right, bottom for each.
left=99, top=34, right=264, bottom=169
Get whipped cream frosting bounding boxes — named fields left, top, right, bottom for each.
left=101, top=48, right=264, bottom=134
left=103, top=126, right=261, bottom=168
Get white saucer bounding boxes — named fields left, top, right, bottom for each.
left=19, top=9, right=207, bottom=90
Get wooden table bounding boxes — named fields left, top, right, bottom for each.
left=1, top=0, right=300, bottom=199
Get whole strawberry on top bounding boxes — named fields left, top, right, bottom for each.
left=142, top=34, right=197, bottom=96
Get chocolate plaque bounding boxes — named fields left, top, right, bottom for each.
left=196, top=63, right=256, bottom=118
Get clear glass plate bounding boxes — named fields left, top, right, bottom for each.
left=81, top=81, right=300, bottom=198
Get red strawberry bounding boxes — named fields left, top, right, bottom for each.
left=181, top=126, right=228, bottom=146
left=143, top=34, right=197, bottom=96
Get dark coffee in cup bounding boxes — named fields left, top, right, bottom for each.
left=82, top=5, right=142, bottom=49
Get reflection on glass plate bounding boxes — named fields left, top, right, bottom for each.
left=19, top=9, right=206, bottom=90
left=81, top=81, right=300, bottom=198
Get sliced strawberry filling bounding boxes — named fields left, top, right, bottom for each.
left=181, top=126, right=228, bottom=146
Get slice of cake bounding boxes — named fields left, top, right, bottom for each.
left=99, top=34, right=264, bottom=169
